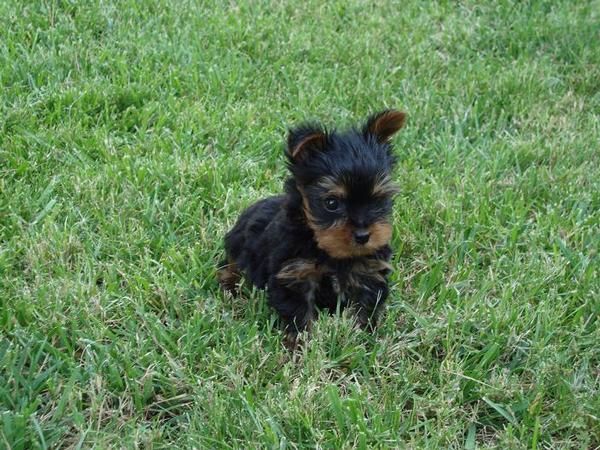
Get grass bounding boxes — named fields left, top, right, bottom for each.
left=1, top=0, right=599, bottom=448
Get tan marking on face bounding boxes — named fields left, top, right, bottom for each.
left=312, top=221, right=393, bottom=259
left=313, top=224, right=355, bottom=259
left=372, top=174, right=399, bottom=197
left=299, top=185, right=393, bottom=259
left=317, top=176, right=347, bottom=198
left=302, top=195, right=319, bottom=226
left=367, top=222, right=393, bottom=250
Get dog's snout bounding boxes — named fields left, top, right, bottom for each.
left=353, top=229, right=370, bottom=245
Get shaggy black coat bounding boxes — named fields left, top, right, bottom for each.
left=219, top=110, right=406, bottom=339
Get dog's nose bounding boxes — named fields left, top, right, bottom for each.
left=353, top=229, right=370, bottom=245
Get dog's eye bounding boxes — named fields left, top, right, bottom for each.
left=324, top=197, right=340, bottom=212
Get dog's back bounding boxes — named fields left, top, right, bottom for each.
left=223, top=195, right=287, bottom=288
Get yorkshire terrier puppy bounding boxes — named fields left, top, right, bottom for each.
left=218, top=110, right=406, bottom=343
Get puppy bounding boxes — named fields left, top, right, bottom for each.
left=218, top=110, right=406, bottom=343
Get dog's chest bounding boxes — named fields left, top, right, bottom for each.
left=276, top=257, right=390, bottom=300
left=319, top=258, right=391, bottom=301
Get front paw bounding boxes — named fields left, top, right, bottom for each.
left=356, top=309, right=379, bottom=332
left=283, top=330, right=299, bottom=351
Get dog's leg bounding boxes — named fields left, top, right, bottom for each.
left=267, top=276, right=317, bottom=347
left=217, top=258, right=241, bottom=295
left=347, top=259, right=391, bottom=331
left=349, top=278, right=389, bottom=331
left=314, top=274, right=343, bottom=314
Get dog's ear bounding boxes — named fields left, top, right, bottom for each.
left=286, top=125, right=327, bottom=163
left=363, top=110, right=406, bottom=143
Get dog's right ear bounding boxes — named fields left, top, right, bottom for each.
left=363, top=110, right=406, bottom=144
left=286, top=125, right=327, bottom=163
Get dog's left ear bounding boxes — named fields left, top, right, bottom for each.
left=363, top=110, right=407, bottom=143
left=286, top=124, right=327, bottom=163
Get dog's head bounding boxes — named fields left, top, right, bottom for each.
left=286, top=110, right=406, bottom=259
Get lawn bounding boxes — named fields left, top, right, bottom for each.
left=1, top=0, right=599, bottom=448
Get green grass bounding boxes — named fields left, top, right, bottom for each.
left=1, top=0, right=599, bottom=448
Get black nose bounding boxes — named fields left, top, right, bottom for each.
left=353, top=229, right=370, bottom=245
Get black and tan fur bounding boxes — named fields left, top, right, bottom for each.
left=219, top=110, right=406, bottom=343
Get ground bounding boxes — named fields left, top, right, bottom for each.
left=1, top=1, right=599, bottom=448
